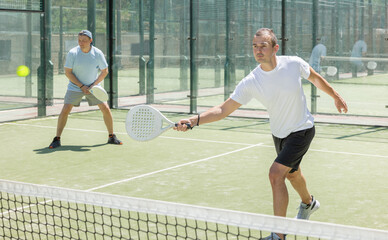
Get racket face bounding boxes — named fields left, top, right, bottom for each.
left=126, top=105, right=174, bottom=141
left=367, top=61, right=377, bottom=70
left=326, top=66, right=337, bottom=76
left=90, top=86, right=108, bottom=102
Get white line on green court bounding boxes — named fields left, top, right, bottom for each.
left=86, top=143, right=263, bottom=192
left=161, top=136, right=388, bottom=159
left=160, top=136, right=254, bottom=146
left=6, top=122, right=388, bottom=159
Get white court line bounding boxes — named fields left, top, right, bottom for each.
left=5, top=122, right=107, bottom=133
left=309, top=148, right=388, bottom=159
left=6, top=122, right=388, bottom=158
left=0, top=143, right=262, bottom=216
left=160, top=136, right=255, bottom=146
left=86, top=143, right=263, bottom=192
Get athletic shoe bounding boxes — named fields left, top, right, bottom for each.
left=260, top=233, right=284, bottom=240
left=296, top=195, right=320, bottom=220
left=49, top=137, right=61, bottom=149
left=108, top=134, right=123, bottom=145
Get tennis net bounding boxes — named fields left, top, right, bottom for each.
left=1, top=179, right=387, bottom=240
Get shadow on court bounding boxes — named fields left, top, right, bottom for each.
left=34, top=144, right=107, bottom=154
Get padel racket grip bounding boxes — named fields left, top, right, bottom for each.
left=175, top=123, right=192, bottom=129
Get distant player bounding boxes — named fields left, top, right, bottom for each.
left=309, top=36, right=327, bottom=73
left=174, top=28, right=348, bottom=240
left=350, top=37, right=367, bottom=77
left=49, top=30, right=122, bottom=149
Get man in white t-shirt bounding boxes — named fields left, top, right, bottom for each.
left=49, top=30, right=122, bottom=149
left=174, top=28, right=348, bottom=240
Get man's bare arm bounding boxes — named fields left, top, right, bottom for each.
left=307, top=67, right=348, bottom=113
left=174, top=98, right=242, bottom=131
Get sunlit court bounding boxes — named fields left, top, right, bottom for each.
left=1, top=0, right=388, bottom=239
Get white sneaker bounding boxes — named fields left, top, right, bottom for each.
left=296, top=195, right=320, bottom=220
left=260, top=233, right=284, bottom=240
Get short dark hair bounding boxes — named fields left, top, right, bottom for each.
left=255, top=28, right=278, bottom=47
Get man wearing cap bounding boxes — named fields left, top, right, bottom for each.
left=49, top=30, right=122, bottom=148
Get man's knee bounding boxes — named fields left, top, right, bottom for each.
left=269, top=163, right=288, bottom=186
left=98, top=103, right=111, bottom=113
left=60, top=104, right=73, bottom=116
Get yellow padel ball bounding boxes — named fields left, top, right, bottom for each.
left=16, top=65, right=30, bottom=77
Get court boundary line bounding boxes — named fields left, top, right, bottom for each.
left=5, top=122, right=388, bottom=159
left=86, top=143, right=263, bottom=192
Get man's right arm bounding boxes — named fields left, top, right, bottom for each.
left=64, top=67, right=88, bottom=94
left=174, top=98, right=242, bottom=131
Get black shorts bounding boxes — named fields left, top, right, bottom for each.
left=272, top=126, right=315, bottom=173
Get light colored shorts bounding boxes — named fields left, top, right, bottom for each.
left=64, top=90, right=104, bottom=107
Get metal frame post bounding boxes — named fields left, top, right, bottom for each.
left=58, top=6, right=63, bottom=74
left=179, top=0, right=188, bottom=91
left=281, top=0, right=286, bottom=55
left=310, top=0, right=318, bottom=114
left=38, top=12, right=46, bottom=116
left=88, top=0, right=96, bottom=44
left=106, top=0, right=117, bottom=108
left=26, top=1, right=33, bottom=97
left=146, top=0, right=155, bottom=104
left=139, top=0, right=146, bottom=95
left=189, top=0, right=198, bottom=113
left=224, top=1, right=231, bottom=101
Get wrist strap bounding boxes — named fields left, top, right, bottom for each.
left=197, top=113, right=200, bottom=126
left=80, top=84, right=84, bottom=88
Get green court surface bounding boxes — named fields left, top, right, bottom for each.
left=1, top=110, right=387, bottom=231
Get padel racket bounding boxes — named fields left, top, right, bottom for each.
left=90, top=85, right=108, bottom=102
left=367, top=61, right=377, bottom=70
left=126, top=105, right=192, bottom=141
left=326, top=66, right=338, bottom=76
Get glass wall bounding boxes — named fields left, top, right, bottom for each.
left=0, top=0, right=387, bottom=122
left=0, top=11, right=41, bottom=114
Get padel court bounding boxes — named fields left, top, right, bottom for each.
left=1, top=109, right=387, bottom=233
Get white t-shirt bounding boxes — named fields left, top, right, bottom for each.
left=230, top=56, right=314, bottom=138
left=64, top=46, right=108, bottom=92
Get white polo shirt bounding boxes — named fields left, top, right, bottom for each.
left=230, top=56, right=314, bottom=138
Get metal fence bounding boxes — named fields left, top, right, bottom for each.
left=0, top=0, right=387, bottom=122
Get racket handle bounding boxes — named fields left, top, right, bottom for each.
left=175, top=123, right=192, bottom=129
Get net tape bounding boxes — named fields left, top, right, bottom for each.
left=1, top=179, right=387, bottom=240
